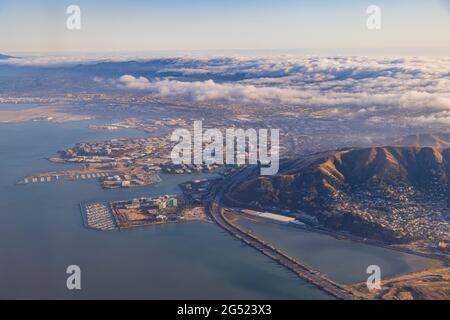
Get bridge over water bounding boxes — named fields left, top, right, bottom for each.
left=206, top=167, right=364, bottom=300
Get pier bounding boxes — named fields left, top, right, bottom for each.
left=18, top=170, right=113, bottom=185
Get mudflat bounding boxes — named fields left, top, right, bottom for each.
left=0, top=105, right=92, bottom=123
left=353, top=267, right=450, bottom=300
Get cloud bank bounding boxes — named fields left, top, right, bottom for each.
left=111, top=55, right=450, bottom=127
left=4, top=53, right=448, bottom=127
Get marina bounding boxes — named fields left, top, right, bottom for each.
left=81, top=202, right=116, bottom=231
left=0, top=119, right=442, bottom=299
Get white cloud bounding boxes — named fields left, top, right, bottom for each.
left=5, top=52, right=449, bottom=126
left=160, top=56, right=450, bottom=127
left=117, top=75, right=152, bottom=90
left=404, top=111, right=450, bottom=125
left=115, top=64, right=450, bottom=116
left=143, top=79, right=309, bottom=103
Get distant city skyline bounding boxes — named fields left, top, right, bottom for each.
left=0, top=0, right=449, bottom=54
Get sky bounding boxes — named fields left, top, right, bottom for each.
left=0, top=0, right=449, bottom=54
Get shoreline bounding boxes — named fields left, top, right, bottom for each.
left=208, top=168, right=450, bottom=299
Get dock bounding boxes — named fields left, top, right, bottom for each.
left=18, top=171, right=113, bottom=185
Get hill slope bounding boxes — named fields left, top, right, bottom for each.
left=229, top=147, right=450, bottom=243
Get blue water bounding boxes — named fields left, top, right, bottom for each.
left=0, top=120, right=331, bottom=299
left=235, top=219, right=436, bottom=284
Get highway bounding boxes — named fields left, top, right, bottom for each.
left=206, top=166, right=363, bottom=300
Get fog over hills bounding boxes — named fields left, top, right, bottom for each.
left=230, top=146, right=450, bottom=243
left=1, top=55, right=449, bottom=129
left=389, top=133, right=450, bottom=148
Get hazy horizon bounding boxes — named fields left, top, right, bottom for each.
left=1, top=0, right=449, bottom=54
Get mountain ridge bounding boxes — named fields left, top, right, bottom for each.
left=229, top=146, right=450, bottom=243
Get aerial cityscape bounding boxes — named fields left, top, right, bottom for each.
left=0, top=0, right=449, bottom=305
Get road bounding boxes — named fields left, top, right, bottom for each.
left=206, top=166, right=363, bottom=300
